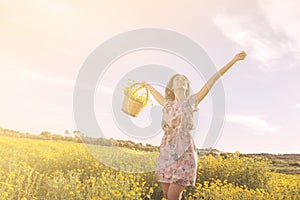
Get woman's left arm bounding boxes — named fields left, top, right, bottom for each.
left=195, top=51, right=247, bottom=105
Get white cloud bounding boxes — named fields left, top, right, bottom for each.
left=296, top=104, right=300, bottom=108
left=226, top=114, right=280, bottom=134
left=213, top=3, right=300, bottom=72
left=259, top=0, right=300, bottom=44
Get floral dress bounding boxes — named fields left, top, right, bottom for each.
left=155, top=94, right=199, bottom=187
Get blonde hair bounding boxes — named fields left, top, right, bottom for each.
left=165, top=74, right=191, bottom=101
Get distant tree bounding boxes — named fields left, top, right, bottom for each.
left=40, top=131, right=51, bottom=137
left=64, top=130, right=70, bottom=135
left=135, top=142, right=143, bottom=150
left=52, top=134, right=64, bottom=141
left=73, top=130, right=81, bottom=138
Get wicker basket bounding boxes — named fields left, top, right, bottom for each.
left=122, top=83, right=149, bottom=117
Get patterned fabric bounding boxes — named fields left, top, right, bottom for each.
left=155, top=94, right=198, bottom=187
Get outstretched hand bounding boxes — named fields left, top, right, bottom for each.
left=233, top=51, right=247, bottom=62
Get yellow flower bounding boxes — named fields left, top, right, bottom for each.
left=149, top=187, right=154, bottom=194
left=111, top=189, right=121, bottom=197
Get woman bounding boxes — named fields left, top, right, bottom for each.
left=143, top=51, right=247, bottom=200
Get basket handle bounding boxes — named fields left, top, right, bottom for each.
left=128, top=82, right=149, bottom=100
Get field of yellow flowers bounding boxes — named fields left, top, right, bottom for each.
left=0, top=135, right=299, bottom=200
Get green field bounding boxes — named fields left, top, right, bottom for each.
left=0, top=135, right=299, bottom=200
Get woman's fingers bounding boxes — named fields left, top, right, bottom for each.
left=236, top=51, right=247, bottom=60
left=241, top=51, right=247, bottom=57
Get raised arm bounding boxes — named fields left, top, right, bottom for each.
left=195, top=51, right=247, bottom=105
left=142, top=82, right=166, bottom=107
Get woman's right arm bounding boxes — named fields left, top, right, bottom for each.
left=143, top=82, right=166, bottom=107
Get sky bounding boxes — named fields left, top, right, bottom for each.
left=0, top=0, right=299, bottom=154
